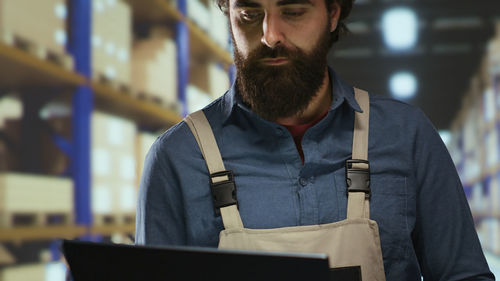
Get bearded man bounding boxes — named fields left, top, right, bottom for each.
left=136, top=0, right=494, bottom=280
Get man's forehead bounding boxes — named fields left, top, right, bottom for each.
left=231, top=0, right=316, bottom=8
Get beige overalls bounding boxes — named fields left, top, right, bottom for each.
left=185, top=88, right=386, bottom=281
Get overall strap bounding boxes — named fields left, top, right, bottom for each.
left=185, top=110, right=243, bottom=229
left=347, top=88, right=371, bottom=219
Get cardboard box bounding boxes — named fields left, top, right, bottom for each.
left=131, top=35, right=178, bottom=106
left=92, top=0, right=131, bottom=85
left=483, top=88, right=495, bottom=122
left=208, top=63, right=230, bottom=99
left=485, top=127, right=499, bottom=169
left=490, top=174, right=500, bottom=213
left=91, top=183, right=113, bottom=214
left=91, top=179, right=137, bottom=215
left=0, top=0, right=67, bottom=55
left=91, top=111, right=137, bottom=150
left=469, top=182, right=484, bottom=213
left=118, top=183, right=136, bottom=212
left=187, top=84, right=212, bottom=114
left=209, top=2, right=229, bottom=49
left=91, top=111, right=138, bottom=220
left=136, top=132, right=158, bottom=186
left=190, top=62, right=229, bottom=99
left=0, top=262, right=66, bottom=281
left=0, top=173, right=73, bottom=226
left=0, top=95, right=22, bottom=128
left=187, top=0, right=210, bottom=31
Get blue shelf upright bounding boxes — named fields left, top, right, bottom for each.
left=67, top=0, right=93, bottom=227
left=177, top=0, right=189, bottom=117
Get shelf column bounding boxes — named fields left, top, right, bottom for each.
left=177, top=0, right=189, bottom=117
left=68, top=0, right=93, bottom=226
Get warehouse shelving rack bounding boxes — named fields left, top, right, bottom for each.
left=0, top=0, right=232, bottom=243
left=446, top=28, right=500, bottom=259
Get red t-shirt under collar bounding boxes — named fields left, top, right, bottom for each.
left=281, top=110, right=329, bottom=164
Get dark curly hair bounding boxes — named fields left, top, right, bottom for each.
left=215, top=0, right=354, bottom=45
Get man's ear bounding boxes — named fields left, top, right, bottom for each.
left=329, top=2, right=342, bottom=32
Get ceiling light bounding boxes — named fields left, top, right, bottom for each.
left=382, top=7, right=418, bottom=50
left=389, top=71, right=418, bottom=100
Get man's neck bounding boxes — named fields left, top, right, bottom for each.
left=275, top=69, right=332, bottom=126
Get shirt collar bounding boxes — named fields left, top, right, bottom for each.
left=221, top=66, right=363, bottom=124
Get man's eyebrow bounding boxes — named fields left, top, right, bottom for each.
left=234, top=0, right=261, bottom=8
left=276, top=0, right=313, bottom=6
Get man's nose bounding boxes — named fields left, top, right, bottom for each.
left=261, top=12, right=286, bottom=48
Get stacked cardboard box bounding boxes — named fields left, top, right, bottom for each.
left=462, top=83, right=484, bottom=184
left=186, top=85, right=213, bottom=114
left=0, top=95, right=22, bottom=129
left=485, top=123, right=499, bottom=170
left=131, top=29, right=178, bottom=108
left=135, top=132, right=159, bottom=188
left=480, top=217, right=500, bottom=254
left=0, top=261, right=66, bottom=281
left=187, top=61, right=230, bottom=113
left=91, top=111, right=137, bottom=224
left=208, top=63, right=231, bottom=99
left=491, top=174, right=500, bottom=213
left=0, top=0, right=69, bottom=63
left=187, top=0, right=211, bottom=33
left=190, top=61, right=230, bottom=99
left=0, top=173, right=73, bottom=227
left=208, top=2, right=229, bottom=49
left=483, top=87, right=496, bottom=123
left=92, top=0, right=132, bottom=85
left=469, top=182, right=485, bottom=214
left=447, top=129, right=462, bottom=167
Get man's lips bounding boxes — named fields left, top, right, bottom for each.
left=260, top=57, right=289, bottom=65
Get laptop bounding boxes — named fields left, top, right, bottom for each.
left=62, top=239, right=335, bottom=281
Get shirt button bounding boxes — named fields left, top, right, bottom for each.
left=299, top=177, right=308, bottom=186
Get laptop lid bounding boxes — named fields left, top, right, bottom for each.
left=62, top=240, right=331, bottom=281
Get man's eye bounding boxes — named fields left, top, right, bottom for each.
left=240, top=10, right=263, bottom=23
left=282, top=9, right=305, bottom=17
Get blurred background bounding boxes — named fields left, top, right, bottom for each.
left=0, top=0, right=498, bottom=279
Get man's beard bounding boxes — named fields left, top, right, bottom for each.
left=233, top=24, right=332, bottom=121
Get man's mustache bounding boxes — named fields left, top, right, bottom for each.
left=250, top=45, right=297, bottom=60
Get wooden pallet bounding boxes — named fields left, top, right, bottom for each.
left=135, top=90, right=165, bottom=106
left=93, top=72, right=134, bottom=95
left=0, top=212, right=73, bottom=228
left=93, top=213, right=135, bottom=225
left=135, top=90, right=181, bottom=113
left=0, top=30, right=74, bottom=71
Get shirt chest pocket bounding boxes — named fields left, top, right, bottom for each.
left=334, top=171, right=408, bottom=262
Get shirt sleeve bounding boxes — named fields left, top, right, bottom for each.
left=135, top=134, right=187, bottom=246
left=411, top=109, right=494, bottom=280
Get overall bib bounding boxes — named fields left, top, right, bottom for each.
left=185, top=88, right=386, bottom=281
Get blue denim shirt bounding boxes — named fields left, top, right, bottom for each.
left=136, top=69, right=494, bottom=281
